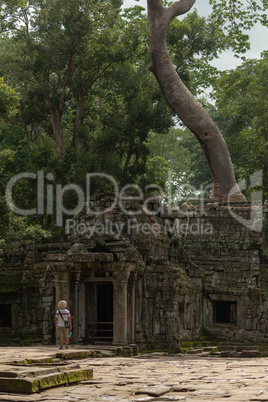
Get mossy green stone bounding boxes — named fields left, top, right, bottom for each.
left=57, top=351, right=92, bottom=360
left=0, top=377, right=39, bottom=393
left=66, top=368, right=93, bottom=384
left=38, top=372, right=67, bottom=390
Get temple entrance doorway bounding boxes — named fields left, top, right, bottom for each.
left=85, top=281, right=113, bottom=344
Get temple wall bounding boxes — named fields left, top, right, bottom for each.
left=0, top=196, right=267, bottom=348
left=169, top=201, right=268, bottom=342
left=136, top=261, right=201, bottom=351
left=0, top=243, right=69, bottom=345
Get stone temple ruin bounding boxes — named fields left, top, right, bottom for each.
left=0, top=193, right=268, bottom=350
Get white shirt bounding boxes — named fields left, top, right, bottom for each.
left=56, top=308, right=70, bottom=327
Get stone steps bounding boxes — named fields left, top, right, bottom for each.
left=185, top=343, right=262, bottom=358
left=187, top=348, right=205, bottom=354
left=0, top=345, right=140, bottom=394
left=0, top=366, right=93, bottom=394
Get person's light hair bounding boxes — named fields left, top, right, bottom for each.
left=58, top=300, right=67, bottom=309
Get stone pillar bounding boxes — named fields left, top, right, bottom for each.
left=39, top=264, right=55, bottom=344
left=134, top=275, right=144, bottom=344
left=54, top=268, right=71, bottom=308
left=78, top=281, right=85, bottom=341
left=112, top=268, right=130, bottom=346
left=73, top=271, right=81, bottom=343
left=127, top=272, right=137, bottom=343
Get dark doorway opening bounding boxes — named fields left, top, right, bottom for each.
left=0, top=304, right=11, bottom=327
left=86, top=282, right=113, bottom=344
left=213, top=301, right=237, bottom=323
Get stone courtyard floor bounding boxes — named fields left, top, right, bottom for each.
left=1, top=345, right=268, bottom=401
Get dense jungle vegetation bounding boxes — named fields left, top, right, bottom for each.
left=0, top=0, right=267, bottom=246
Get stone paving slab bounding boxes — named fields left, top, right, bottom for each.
left=0, top=346, right=268, bottom=400
left=0, top=346, right=96, bottom=394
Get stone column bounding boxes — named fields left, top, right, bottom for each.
left=78, top=281, right=85, bottom=341
left=73, top=271, right=81, bottom=343
left=127, top=272, right=137, bottom=343
left=54, top=267, right=71, bottom=308
left=112, top=268, right=130, bottom=346
left=134, top=275, right=144, bottom=344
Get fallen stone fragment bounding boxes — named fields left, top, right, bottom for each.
left=171, top=385, right=195, bottom=392
left=187, top=349, right=204, bottom=354
left=135, top=386, right=171, bottom=397
left=98, top=351, right=115, bottom=357
left=200, top=352, right=211, bottom=357
left=80, top=379, right=104, bottom=384
left=238, top=350, right=260, bottom=358
left=203, top=347, right=218, bottom=353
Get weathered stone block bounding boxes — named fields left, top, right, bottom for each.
left=66, top=368, right=93, bottom=383
left=38, top=372, right=67, bottom=390
left=0, top=377, right=39, bottom=393
left=56, top=351, right=93, bottom=360
left=135, top=386, right=171, bottom=397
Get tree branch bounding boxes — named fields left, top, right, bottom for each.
left=166, top=0, right=196, bottom=24
left=147, top=0, right=246, bottom=201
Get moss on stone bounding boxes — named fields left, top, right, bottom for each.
left=38, top=372, right=67, bottom=390
left=6, top=359, right=33, bottom=366
left=66, top=368, right=93, bottom=384
left=119, top=347, right=133, bottom=357
left=180, top=341, right=195, bottom=350
left=0, top=266, right=24, bottom=292
left=23, top=337, right=44, bottom=346
left=0, top=377, right=39, bottom=393
left=57, top=351, right=92, bottom=360
left=32, top=358, right=53, bottom=364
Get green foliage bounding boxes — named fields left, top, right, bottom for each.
left=167, top=11, right=226, bottom=94
left=147, top=128, right=192, bottom=176
left=0, top=148, right=15, bottom=175
left=92, top=61, right=174, bottom=185
left=0, top=77, right=20, bottom=123
left=141, top=156, right=170, bottom=190
left=212, top=51, right=268, bottom=198
left=0, top=213, right=51, bottom=247
left=146, top=128, right=208, bottom=201
left=209, top=0, right=268, bottom=57
left=0, top=0, right=267, bottom=246
left=0, top=0, right=127, bottom=155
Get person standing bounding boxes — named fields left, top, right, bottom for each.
left=55, top=300, right=72, bottom=349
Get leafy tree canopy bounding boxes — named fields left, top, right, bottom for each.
left=0, top=77, right=20, bottom=123
left=209, top=0, right=267, bottom=56
left=0, top=0, right=267, bottom=244
left=212, top=50, right=268, bottom=198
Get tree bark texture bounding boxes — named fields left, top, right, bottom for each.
left=147, top=0, right=246, bottom=201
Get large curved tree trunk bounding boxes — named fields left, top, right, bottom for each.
left=148, top=0, right=246, bottom=202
